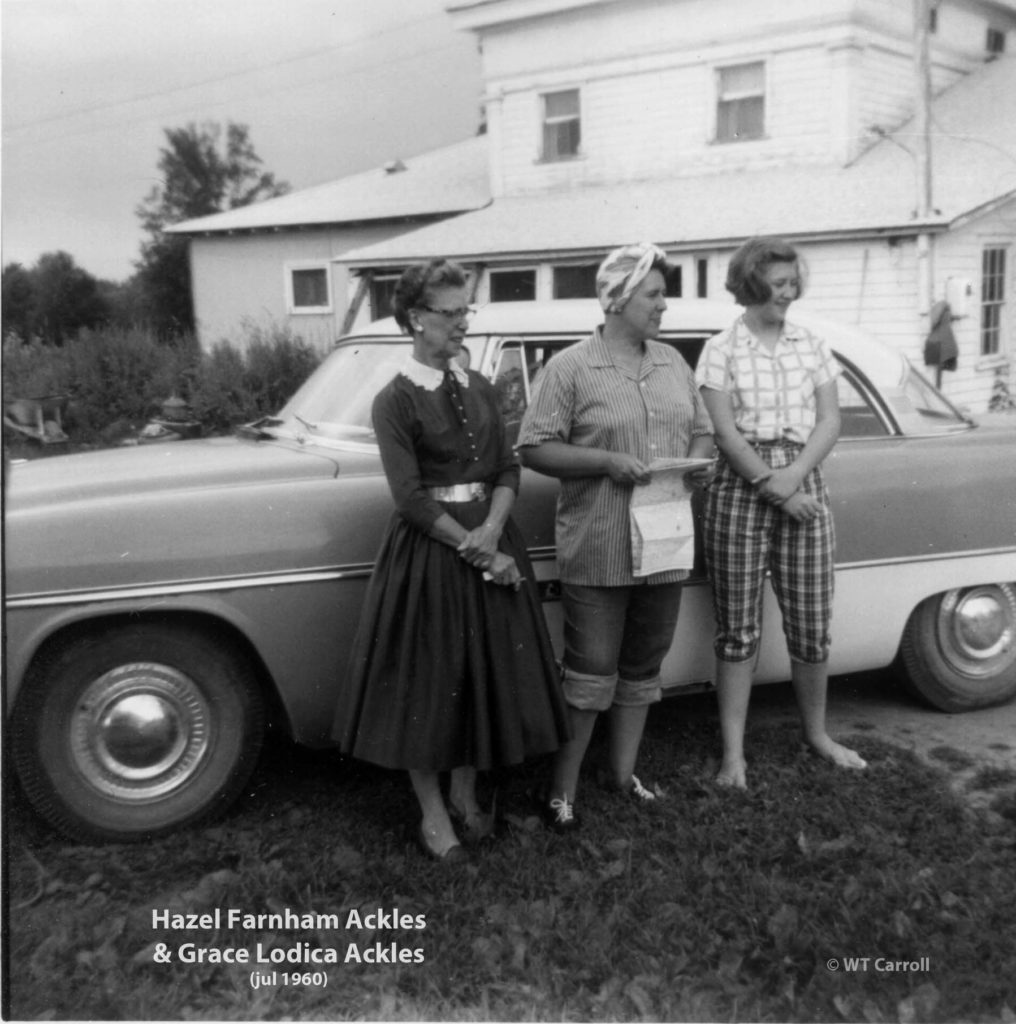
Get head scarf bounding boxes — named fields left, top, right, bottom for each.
left=596, top=242, right=671, bottom=313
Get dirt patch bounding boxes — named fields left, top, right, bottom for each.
left=680, top=668, right=1016, bottom=820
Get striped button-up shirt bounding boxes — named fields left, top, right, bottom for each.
left=695, top=316, right=840, bottom=444
left=518, top=328, right=713, bottom=586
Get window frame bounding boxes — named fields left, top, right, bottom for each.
left=980, top=245, right=1008, bottom=357
left=285, top=262, right=333, bottom=315
left=714, top=61, right=767, bottom=144
left=540, top=88, right=582, bottom=162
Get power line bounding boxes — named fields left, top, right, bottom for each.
left=6, top=38, right=471, bottom=152
left=4, top=11, right=448, bottom=135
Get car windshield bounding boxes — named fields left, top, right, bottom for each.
left=884, top=363, right=971, bottom=434
left=275, top=339, right=413, bottom=441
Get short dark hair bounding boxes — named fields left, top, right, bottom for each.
left=392, top=259, right=468, bottom=333
left=725, top=237, right=806, bottom=307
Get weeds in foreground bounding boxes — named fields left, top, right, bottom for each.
left=6, top=706, right=1016, bottom=1022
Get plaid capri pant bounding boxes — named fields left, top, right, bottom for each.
left=703, top=442, right=835, bottom=664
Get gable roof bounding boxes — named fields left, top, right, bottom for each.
left=338, top=55, right=1016, bottom=267
left=167, top=135, right=490, bottom=235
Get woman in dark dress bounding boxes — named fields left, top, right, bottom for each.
left=334, top=259, right=570, bottom=862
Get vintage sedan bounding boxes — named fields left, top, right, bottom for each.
left=6, top=299, right=1016, bottom=843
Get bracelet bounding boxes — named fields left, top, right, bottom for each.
left=749, top=473, right=771, bottom=487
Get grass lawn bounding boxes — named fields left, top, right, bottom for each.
left=5, top=694, right=1016, bottom=1022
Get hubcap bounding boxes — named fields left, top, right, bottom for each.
left=937, top=584, right=1016, bottom=678
left=71, top=663, right=210, bottom=801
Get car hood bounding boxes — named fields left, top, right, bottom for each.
left=6, top=436, right=342, bottom=513
left=5, top=436, right=393, bottom=598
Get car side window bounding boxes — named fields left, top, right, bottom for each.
left=492, top=339, right=571, bottom=445
left=835, top=364, right=890, bottom=438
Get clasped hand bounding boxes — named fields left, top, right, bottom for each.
left=457, top=529, right=522, bottom=589
left=486, top=551, right=523, bottom=590
left=457, top=524, right=500, bottom=567
left=757, top=468, right=823, bottom=522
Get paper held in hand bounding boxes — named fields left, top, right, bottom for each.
left=630, top=457, right=715, bottom=577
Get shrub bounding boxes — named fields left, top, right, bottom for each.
left=3, top=321, right=322, bottom=446
left=189, top=321, right=321, bottom=434
left=3, top=329, right=198, bottom=443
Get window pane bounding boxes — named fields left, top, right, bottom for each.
left=553, top=263, right=599, bottom=298
left=542, top=89, right=580, bottom=160
left=719, top=62, right=764, bottom=98
left=492, top=346, right=527, bottom=445
left=292, top=268, right=328, bottom=308
left=836, top=372, right=889, bottom=437
left=718, top=96, right=764, bottom=141
left=544, top=89, right=579, bottom=119
left=980, top=246, right=1007, bottom=355
left=490, top=269, right=536, bottom=302
left=370, top=277, right=399, bottom=321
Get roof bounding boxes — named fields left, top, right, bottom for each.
left=167, top=135, right=490, bottom=235
left=338, top=55, right=1016, bottom=267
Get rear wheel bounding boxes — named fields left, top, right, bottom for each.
left=12, top=622, right=265, bottom=843
left=899, top=584, right=1016, bottom=712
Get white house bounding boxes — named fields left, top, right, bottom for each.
left=167, top=136, right=490, bottom=350
left=172, top=0, right=1016, bottom=411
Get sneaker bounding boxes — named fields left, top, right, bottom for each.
left=626, top=774, right=660, bottom=805
left=541, top=794, right=580, bottom=833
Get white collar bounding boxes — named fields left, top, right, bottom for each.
left=400, top=356, right=470, bottom=391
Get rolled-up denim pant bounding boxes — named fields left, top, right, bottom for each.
left=560, top=581, right=683, bottom=711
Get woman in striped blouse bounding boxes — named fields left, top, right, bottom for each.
left=518, top=243, right=714, bottom=832
left=696, top=236, right=867, bottom=789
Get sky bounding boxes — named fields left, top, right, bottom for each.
left=1, top=0, right=483, bottom=282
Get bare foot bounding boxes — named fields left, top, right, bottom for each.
left=809, top=735, right=867, bottom=770
left=716, top=757, right=748, bottom=789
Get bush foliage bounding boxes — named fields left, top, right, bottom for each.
left=3, top=321, right=322, bottom=443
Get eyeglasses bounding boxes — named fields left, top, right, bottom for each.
left=417, top=304, right=475, bottom=322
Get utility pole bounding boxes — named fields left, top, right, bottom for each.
left=913, top=0, right=936, bottom=377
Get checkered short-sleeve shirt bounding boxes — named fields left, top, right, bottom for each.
left=695, top=317, right=840, bottom=444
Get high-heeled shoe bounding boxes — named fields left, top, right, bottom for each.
left=415, top=826, right=470, bottom=864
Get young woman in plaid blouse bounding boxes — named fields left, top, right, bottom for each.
left=696, top=237, right=867, bottom=789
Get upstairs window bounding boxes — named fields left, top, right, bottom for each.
left=542, top=89, right=581, bottom=161
left=981, top=246, right=1007, bottom=356
left=987, top=28, right=1006, bottom=60
left=716, top=62, right=765, bottom=142
left=287, top=264, right=331, bottom=314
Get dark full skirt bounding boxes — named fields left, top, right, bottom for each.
left=333, top=504, right=571, bottom=772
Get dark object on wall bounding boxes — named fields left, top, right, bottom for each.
left=924, top=300, right=959, bottom=386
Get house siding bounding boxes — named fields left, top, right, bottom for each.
left=482, top=0, right=1010, bottom=195
left=188, top=222, right=425, bottom=352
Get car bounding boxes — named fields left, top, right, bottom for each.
left=5, top=298, right=1016, bottom=843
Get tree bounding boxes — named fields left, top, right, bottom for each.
left=2, top=253, right=109, bottom=344
left=2, top=263, right=35, bottom=341
left=135, top=122, right=289, bottom=336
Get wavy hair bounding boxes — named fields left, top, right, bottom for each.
left=391, top=259, right=468, bottom=333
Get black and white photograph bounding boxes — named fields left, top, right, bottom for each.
left=3, top=0, right=1016, bottom=1020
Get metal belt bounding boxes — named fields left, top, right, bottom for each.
left=427, top=482, right=490, bottom=503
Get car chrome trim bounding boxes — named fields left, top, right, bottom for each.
left=5, top=565, right=376, bottom=609
left=8, top=545, right=1016, bottom=611
left=836, top=547, right=1016, bottom=571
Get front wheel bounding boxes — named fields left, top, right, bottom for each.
left=12, top=622, right=265, bottom=843
left=899, top=583, right=1016, bottom=712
